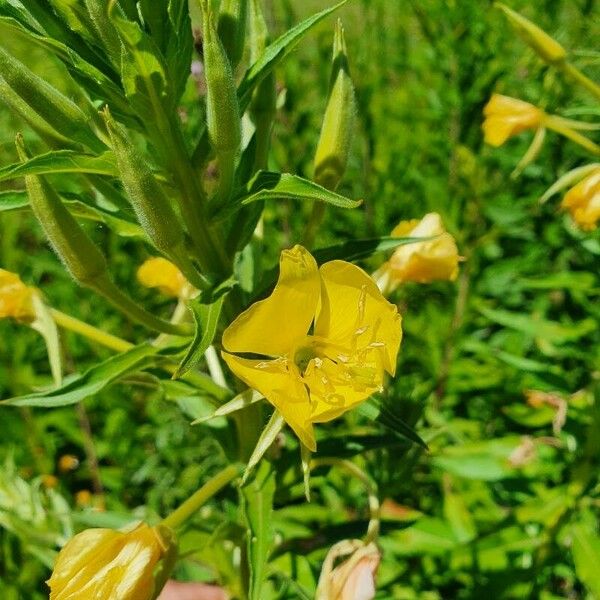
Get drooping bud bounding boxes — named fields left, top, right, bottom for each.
left=47, top=522, right=176, bottom=600
left=217, top=0, right=248, bottom=69
left=102, top=108, right=206, bottom=291
left=201, top=0, right=241, bottom=204
left=0, top=47, right=104, bottom=152
left=497, top=4, right=567, bottom=65
left=314, top=19, right=356, bottom=191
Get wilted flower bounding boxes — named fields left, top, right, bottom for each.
left=483, top=94, right=544, bottom=146
left=0, top=269, right=36, bottom=321
left=561, top=168, right=600, bottom=230
left=47, top=522, right=174, bottom=600
left=137, top=257, right=196, bottom=300
left=221, top=245, right=401, bottom=451
left=316, top=540, right=381, bottom=600
left=374, top=213, right=460, bottom=293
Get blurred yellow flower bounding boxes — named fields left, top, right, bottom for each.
left=0, top=269, right=36, bottom=321
left=47, top=522, right=172, bottom=600
left=561, top=168, right=600, bottom=230
left=222, top=245, right=402, bottom=451
left=374, top=213, right=459, bottom=293
left=58, top=454, right=79, bottom=473
left=483, top=94, right=544, bottom=146
left=137, top=257, right=195, bottom=299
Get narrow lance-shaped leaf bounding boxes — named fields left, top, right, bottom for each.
left=240, top=460, right=276, bottom=600
left=1, top=343, right=160, bottom=408
left=243, top=410, right=285, bottom=483
left=192, top=389, right=263, bottom=425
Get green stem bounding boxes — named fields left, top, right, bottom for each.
left=545, top=116, right=600, bottom=155
left=302, top=202, right=326, bottom=249
left=558, top=62, right=600, bottom=103
left=161, top=464, right=242, bottom=529
left=311, top=458, right=380, bottom=542
left=216, top=150, right=237, bottom=208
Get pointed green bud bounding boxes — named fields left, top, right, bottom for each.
left=314, top=20, right=356, bottom=191
left=85, top=0, right=123, bottom=66
left=497, top=4, right=567, bottom=65
left=217, top=0, right=248, bottom=69
left=0, top=47, right=104, bottom=152
left=102, top=108, right=207, bottom=291
left=15, top=134, right=108, bottom=287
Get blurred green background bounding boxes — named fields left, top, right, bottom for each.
left=1, top=0, right=599, bottom=598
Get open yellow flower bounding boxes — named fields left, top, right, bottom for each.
left=561, top=168, right=600, bottom=230
left=483, top=94, right=544, bottom=146
left=137, top=257, right=195, bottom=299
left=221, top=245, right=401, bottom=451
left=374, top=213, right=459, bottom=293
left=0, top=269, right=36, bottom=321
left=47, top=522, right=173, bottom=600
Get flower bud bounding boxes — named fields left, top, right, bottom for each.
left=314, top=20, right=356, bottom=191
left=497, top=4, right=567, bottom=65
left=0, top=269, right=36, bottom=322
left=16, top=135, right=109, bottom=288
left=202, top=0, right=241, bottom=161
left=316, top=540, right=380, bottom=600
left=0, top=47, right=103, bottom=152
left=137, top=257, right=196, bottom=300
left=217, top=0, right=248, bottom=69
left=561, top=167, right=600, bottom=230
left=482, top=94, right=544, bottom=147
left=58, top=454, right=80, bottom=473
left=47, top=522, right=176, bottom=600
left=102, top=108, right=205, bottom=291
left=374, top=213, right=460, bottom=294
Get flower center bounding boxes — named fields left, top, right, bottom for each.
left=293, top=344, right=317, bottom=374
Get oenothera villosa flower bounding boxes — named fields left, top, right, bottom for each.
left=47, top=522, right=174, bottom=600
left=137, top=257, right=197, bottom=300
left=221, top=245, right=402, bottom=451
left=482, top=94, right=544, bottom=147
left=374, top=213, right=460, bottom=294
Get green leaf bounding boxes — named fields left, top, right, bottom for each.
left=503, top=403, right=556, bottom=428
left=30, top=295, right=62, bottom=388
left=571, top=523, right=600, bottom=598
left=0, top=189, right=145, bottom=238
left=240, top=460, right=276, bottom=600
left=192, top=389, right=263, bottom=425
left=231, top=171, right=362, bottom=212
left=243, top=410, right=285, bottom=482
left=358, top=397, right=428, bottom=449
left=1, top=343, right=159, bottom=407
left=0, top=150, right=117, bottom=183
left=237, top=1, right=348, bottom=112
left=174, top=293, right=227, bottom=379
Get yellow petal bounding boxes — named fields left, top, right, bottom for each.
left=137, top=257, right=190, bottom=298
left=223, top=245, right=320, bottom=357
left=315, top=260, right=402, bottom=376
left=0, top=269, right=35, bottom=321
left=221, top=352, right=317, bottom=450
left=388, top=213, right=460, bottom=284
left=482, top=94, right=543, bottom=146
left=561, top=168, right=600, bottom=230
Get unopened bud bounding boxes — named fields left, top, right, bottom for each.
left=497, top=4, right=567, bottom=64
left=202, top=0, right=241, bottom=158
left=314, top=20, right=356, bottom=191
left=16, top=135, right=108, bottom=287
left=218, top=0, right=248, bottom=69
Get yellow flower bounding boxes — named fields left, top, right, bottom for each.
left=374, top=213, right=459, bottom=293
left=0, top=269, right=36, bottom=321
left=561, top=168, right=600, bottom=230
left=137, top=257, right=195, bottom=299
left=47, top=522, right=172, bottom=600
left=221, top=245, right=401, bottom=451
left=482, top=94, right=544, bottom=146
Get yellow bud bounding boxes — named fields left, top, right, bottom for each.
left=482, top=94, right=544, bottom=147
left=75, top=489, right=93, bottom=507
left=41, top=474, right=59, bottom=489
left=47, top=522, right=175, bottom=600
left=314, top=19, right=356, bottom=190
left=0, top=269, right=37, bottom=322
left=137, top=257, right=195, bottom=299
left=561, top=168, right=600, bottom=231
left=58, top=454, right=80, bottom=473
left=497, top=4, right=567, bottom=64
